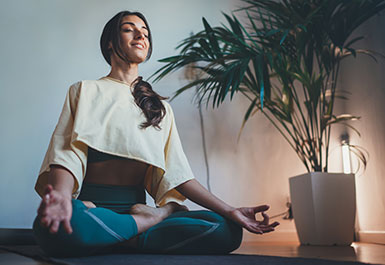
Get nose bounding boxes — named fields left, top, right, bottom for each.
left=134, top=30, right=145, bottom=40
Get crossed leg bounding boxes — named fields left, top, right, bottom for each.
left=33, top=200, right=242, bottom=257
left=135, top=209, right=243, bottom=254
left=33, top=199, right=182, bottom=257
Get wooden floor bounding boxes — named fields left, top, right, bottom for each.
left=234, top=241, right=385, bottom=264
left=0, top=242, right=384, bottom=264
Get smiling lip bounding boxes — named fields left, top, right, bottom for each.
left=132, top=43, right=145, bottom=49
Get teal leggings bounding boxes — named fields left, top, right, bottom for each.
left=32, top=182, right=243, bottom=258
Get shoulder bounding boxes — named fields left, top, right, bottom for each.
left=159, top=100, right=176, bottom=131
left=67, top=79, right=106, bottom=94
left=161, top=99, right=170, bottom=110
left=65, top=79, right=101, bottom=103
left=68, top=80, right=82, bottom=90
left=68, top=79, right=106, bottom=88
left=70, top=79, right=103, bottom=88
left=161, top=100, right=175, bottom=119
left=64, top=81, right=82, bottom=100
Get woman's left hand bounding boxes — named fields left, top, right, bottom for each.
left=227, top=205, right=280, bottom=234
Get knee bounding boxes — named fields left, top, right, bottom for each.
left=224, top=218, right=243, bottom=252
left=199, top=211, right=243, bottom=253
left=32, top=214, right=69, bottom=257
left=32, top=199, right=90, bottom=258
left=218, top=216, right=243, bottom=253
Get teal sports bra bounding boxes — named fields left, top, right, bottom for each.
left=87, top=146, right=128, bottom=163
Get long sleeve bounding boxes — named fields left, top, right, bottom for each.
left=34, top=82, right=88, bottom=199
left=144, top=102, right=195, bottom=207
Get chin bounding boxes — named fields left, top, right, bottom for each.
left=137, top=56, right=147, bottom=63
left=128, top=54, right=147, bottom=64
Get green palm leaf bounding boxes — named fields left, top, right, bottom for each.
left=151, top=0, right=385, bottom=172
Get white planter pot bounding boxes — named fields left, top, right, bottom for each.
left=289, top=172, right=356, bottom=246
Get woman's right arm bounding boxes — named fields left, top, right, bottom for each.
left=37, top=165, right=75, bottom=234
left=47, top=165, right=75, bottom=199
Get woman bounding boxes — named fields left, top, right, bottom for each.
left=32, top=11, right=279, bottom=258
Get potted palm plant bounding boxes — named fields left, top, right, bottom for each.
left=150, top=0, right=385, bottom=245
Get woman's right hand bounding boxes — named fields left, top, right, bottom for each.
left=37, top=184, right=73, bottom=234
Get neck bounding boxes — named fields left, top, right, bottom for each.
left=107, top=56, right=139, bottom=86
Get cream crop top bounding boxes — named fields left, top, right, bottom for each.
left=34, top=77, right=195, bottom=207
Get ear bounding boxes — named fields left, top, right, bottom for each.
left=108, top=41, right=112, bottom=50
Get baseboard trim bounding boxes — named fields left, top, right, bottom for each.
left=0, top=228, right=36, bottom=245
left=358, top=231, right=385, bottom=245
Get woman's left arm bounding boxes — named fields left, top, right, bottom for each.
left=175, top=179, right=280, bottom=234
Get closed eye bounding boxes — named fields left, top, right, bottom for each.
left=122, top=29, right=148, bottom=38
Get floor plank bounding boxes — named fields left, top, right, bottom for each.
left=233, top=241, right=385, bottom=265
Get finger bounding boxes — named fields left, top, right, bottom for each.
left=38, top=207, right=48, bottom=217
left=44, top=193, right=50, bottom=203
left=258, top=222, right=279, bottom=229
left=50, top=193, right=58, bottom=204
left=40, top=196, right=48, bottom=206
left=49, top=220, right=60, bottom=234
left=256, top=224, right=273, bottom=231
left=247, top=225, right=263, bottom=235
left=41, top=216, right=52, bottom=228
left=41, top=199, right=54, bottom=216
left=254, top=205, right=270, bottom=214
left=253, top=230, right=263, bottom=235
left=37, top=201, right=48, bottom=216
left=256, top=224, right=275, bottom=233
left=63, top=219, right=73, bottom=234
left=43, top=192, right=53, bottom=207
left=44, top=184, right=53, bottom=195
left=270, top=221, right=280, bottom=227
left=252, top=227, right=264, bottom=235
left=262, top=228, right=275, bottom=234
left=261, top=212, right=270, bottom=225
left=250, top=223, right=267, bottom=234
left=39, top=217, right=47, bottom=227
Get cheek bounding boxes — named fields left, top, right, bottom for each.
left=145, top=40, right=150, bottom=51
left=120, top=35, right=131, bottom=44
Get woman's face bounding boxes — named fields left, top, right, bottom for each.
left=115, top=15, right=150, bottom=64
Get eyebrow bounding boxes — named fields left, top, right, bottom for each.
left=120, top=22, right=148, bottom=31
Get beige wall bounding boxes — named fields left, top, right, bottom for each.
left=339, top=12, right=385, bottom=242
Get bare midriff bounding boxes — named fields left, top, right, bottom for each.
left=83, top=158, right=150, bottom=186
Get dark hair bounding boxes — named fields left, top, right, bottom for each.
left=100, top=11, right=169, bottom=130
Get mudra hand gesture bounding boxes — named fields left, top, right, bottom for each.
left=228, top=205, right=280, bottom=234
left=37, top=184, right=73, bottom=234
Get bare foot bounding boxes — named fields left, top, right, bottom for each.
left=129, top=204, right=168, bottom=221
left=128, top=202, right=188, bottom=235
left=129, top=202, right=188, bottom=219
left=123, top=202, right=188, bottom=248
left=82, top=201, right=97, bottom=209
left=167, top=202, right=190, bottom=213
